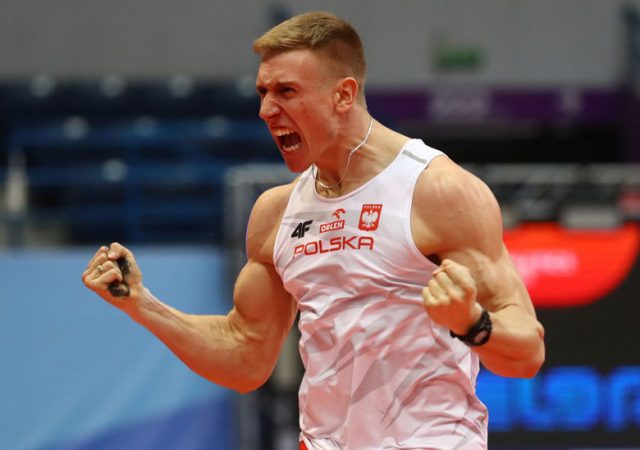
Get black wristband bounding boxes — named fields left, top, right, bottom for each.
left=450, top=307, right=492, bottom=346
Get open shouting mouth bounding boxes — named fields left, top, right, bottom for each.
left=273, top=128, right=301, bottom=152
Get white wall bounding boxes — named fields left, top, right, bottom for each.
left=0, top=0, right=639, bottom=86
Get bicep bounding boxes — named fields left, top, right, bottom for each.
left=229, top=258, right=297, bottom=353
left=226, top=182, right=296, bottom=370
left=424, top=166, right=533, bottom=314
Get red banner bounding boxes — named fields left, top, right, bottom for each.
left=504, top=223, right=640, bottom=308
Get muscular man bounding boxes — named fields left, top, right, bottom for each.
left=83, top=11, right=544, bottom=450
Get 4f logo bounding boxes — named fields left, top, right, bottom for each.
left=291, top=220, right=313, bottom=239
left=359, top=204, right=382, bottom=231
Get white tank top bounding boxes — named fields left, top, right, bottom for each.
left=273, top=139, right=488, bottom=450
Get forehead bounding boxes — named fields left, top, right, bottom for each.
left=256, top=48, right=327, bottom=86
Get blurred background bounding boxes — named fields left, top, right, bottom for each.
left=1, top=0, right=639, bottom=449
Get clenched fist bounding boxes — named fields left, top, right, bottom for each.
left=82, top=242, right=144, bottom=310
left=422, top=258, right=484, bottom=336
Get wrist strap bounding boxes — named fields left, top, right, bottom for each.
left=450, top=307, right=492, bottom=346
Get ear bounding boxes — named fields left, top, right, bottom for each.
left=333, top=77, right=358, bottom=113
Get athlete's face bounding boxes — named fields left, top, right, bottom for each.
left=256, top=49, right=340, bottom=172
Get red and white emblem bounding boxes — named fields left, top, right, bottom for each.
left=320, top=208, right=346, bottom=234
left=332, top=208, right=346, bottom=219
left=358, top=204, right=382, bottom=231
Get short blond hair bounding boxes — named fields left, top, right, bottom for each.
left=253, top=11, right=367, bottom=101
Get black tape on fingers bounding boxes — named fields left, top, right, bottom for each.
left=108, top=257, right=131, bottom=297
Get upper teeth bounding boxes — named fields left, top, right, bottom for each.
left=273, top=128, right=294, bottom=137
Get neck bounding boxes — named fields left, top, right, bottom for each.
left=313, top=116, right=374, bottom=195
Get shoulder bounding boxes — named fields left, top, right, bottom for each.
left=416, top=156, right=497, bottom=210
left=246, top=179, right=298, bottom=264
left=412, top=156, right=503, bottom=255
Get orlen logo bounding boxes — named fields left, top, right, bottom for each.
left=504, top=223, right=639, bottom=308
left=320, top=208, right=346, bottom=234
left=320, top=220, right=345, bottom=234
left=332, top=208, right=346, bottom=219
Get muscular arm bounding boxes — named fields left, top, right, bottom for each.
left=414, top=157, right=545, bottom=378
left=83, top=185, right=297, bottom=393
left=128, top=258, right=295, bottom=393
